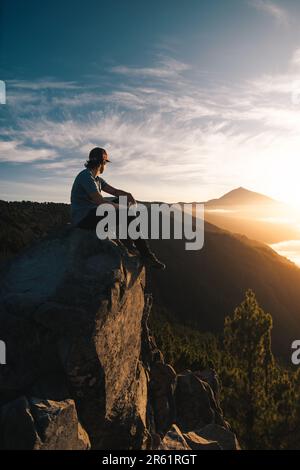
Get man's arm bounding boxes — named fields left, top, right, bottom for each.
left=102, top=183, right=136, bottom=205
left=79, top=172, right=119, bottom=208
left=89, top=191, right=119, bottom=208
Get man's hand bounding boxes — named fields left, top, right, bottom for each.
left=127, top=193, right=136, bottom=206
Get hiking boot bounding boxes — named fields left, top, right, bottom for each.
left=142, top=252, right=166, bottom=270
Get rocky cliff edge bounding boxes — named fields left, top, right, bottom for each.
left=0, top=226, right=239, bottom=450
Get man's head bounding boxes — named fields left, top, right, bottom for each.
left=85, top=147, right=110, bottom=174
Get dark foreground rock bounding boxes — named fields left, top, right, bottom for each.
left=0, top=396, right=90, bottom=450
left=0, top=226, right=239, bottom=450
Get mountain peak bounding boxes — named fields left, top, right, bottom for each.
left=206, top=187, right=276, bottom=206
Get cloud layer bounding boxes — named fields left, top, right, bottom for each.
left=250, top=0, right=290, bottom=26
left=2, top=49, right=300, bottom=204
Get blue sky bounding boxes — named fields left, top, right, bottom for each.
left=2, top=0, right=300, bottom=204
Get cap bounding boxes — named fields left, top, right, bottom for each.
left=88, top=147, right=111, bottom=163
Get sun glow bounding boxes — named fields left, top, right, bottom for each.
left=254, top=147, right=300, bottom=210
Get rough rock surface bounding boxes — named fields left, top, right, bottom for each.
left=175, top=370, right=225, bottom=432
left=160, top=425, right=221, bottom=450
left=0, top=396, right=90, bottom=450
left=158, top=424, right=191, bottom=450
left=0, top=226, right=239, bottom=450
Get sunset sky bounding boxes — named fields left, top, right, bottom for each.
left=1, top=0, right=300, bottom=205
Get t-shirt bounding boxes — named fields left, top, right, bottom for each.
left=70, top=168, right=107, bottom=226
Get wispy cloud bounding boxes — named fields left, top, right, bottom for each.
left=0, top=140, right=57, bottom=162
left=250, top=0, right=290, bottom=26
left=3, top=49, right=300, bottom=203
left=8, top=79, right=82, bottom=90
left=110, top=57, right=190, bottom=81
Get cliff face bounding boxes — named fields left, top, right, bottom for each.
left=0, top=227, right=239, bottom=450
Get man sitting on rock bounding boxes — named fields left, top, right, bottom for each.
left=70, top=147, right=166, bottom=269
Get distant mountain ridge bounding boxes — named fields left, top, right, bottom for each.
left=201, top=188, right=300, bottom=245
left=178, top=187, right=283, bottom=208
left=205, top=187, right=278, bottom=206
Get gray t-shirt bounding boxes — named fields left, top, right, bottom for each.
left=70, top=169, right=107, bottom=226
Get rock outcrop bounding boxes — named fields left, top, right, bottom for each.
left=0, top=226, right=239, bottom=450
left=0, top=396, right=90, bottom=450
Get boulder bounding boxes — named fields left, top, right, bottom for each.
left=196, top=423, right=241, bottom=450
left=183, top=430, right=221, bottom=450
left=0, top=227, right=148, bottom=449
left=149, top=361, right=177, bottom=438
left=159, top=424, right=191, bottom=450
left=0, top=396, right=90, bottom=450
left=174, top=370, right=225, bottom=432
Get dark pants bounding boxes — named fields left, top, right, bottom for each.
left=77, top=205, right=151, bottom=257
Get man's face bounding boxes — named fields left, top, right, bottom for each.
left=99, top=152, right=109, bottom=174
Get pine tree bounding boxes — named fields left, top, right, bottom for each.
left=223, top=288, right=274, bottom=448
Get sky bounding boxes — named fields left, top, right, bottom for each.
left=2, top=0, right=300, bottom=205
